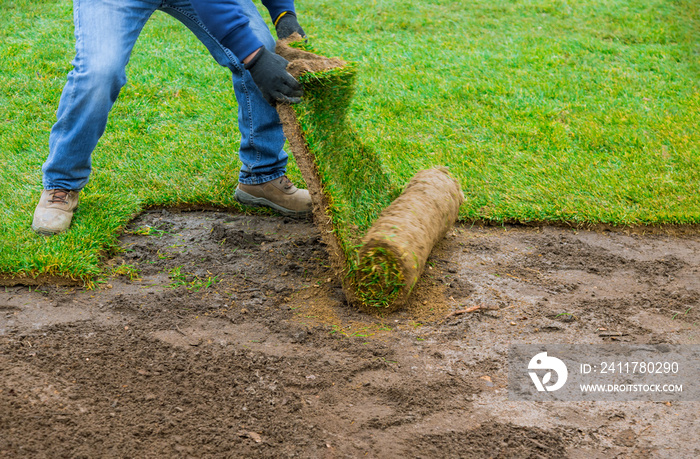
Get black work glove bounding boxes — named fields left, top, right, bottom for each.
left=275, top=12, right=306, bottom=40
left=244, top=47, right=303, bottom=105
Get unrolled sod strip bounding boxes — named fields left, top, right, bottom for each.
left=274, top=35, right=350, bottom=291
left=276, top=35, right=464, bottom=313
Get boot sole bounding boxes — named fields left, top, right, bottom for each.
left=31, top=224, right=62, bottom=236
left=234, top=188, right=311, bottom=219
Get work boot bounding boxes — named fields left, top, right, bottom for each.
left=235, top=176, right=311, bottom=218
left=32, top=189, right=80, bottom=235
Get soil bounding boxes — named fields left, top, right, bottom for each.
left=1, top=209, right=698, bottom=458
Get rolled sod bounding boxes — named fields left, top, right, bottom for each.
left=276, top=35, right=463, bottom=313
left=355, top=168, right=463, bottom=312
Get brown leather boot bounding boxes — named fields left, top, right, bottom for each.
left=32, top=189, right=80, bottom=235
left=235, top=176, right=311, bottom=218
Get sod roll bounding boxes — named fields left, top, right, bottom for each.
left=276, top=35, right=464, bottom=313
left=355, top=168, right=463, bottom=312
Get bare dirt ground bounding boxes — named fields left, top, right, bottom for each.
left=1, top=210, right=698, bottom=458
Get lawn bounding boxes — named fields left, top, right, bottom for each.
left=1, top=0, right=698, bottom=283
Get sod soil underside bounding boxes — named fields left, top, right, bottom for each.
left=1, top=210, right=699, bottom=458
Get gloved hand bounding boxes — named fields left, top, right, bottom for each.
left=244, top=47, right=303, bottom=105
left=275, top=12, right=306, bottom=40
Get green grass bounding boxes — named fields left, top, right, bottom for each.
left=307, top=0, right=700, bottom=224
left=1, top=0, right=698, bottom=282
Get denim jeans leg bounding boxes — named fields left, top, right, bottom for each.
left=43, top=0, right=159, bottom=191
left=161, top=0, right=288, bottom=186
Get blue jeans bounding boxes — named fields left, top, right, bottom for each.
left=42, top=0, right=288, bottom=190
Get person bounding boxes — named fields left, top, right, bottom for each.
left=32, top=0, right=311, bottom=236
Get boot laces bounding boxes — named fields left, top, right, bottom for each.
left=279, top=176, right=294, bottom=190
left=48, top=189, right=70, bottom=204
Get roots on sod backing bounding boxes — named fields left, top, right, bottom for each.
left=276, top=35, right=463, bottom=313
